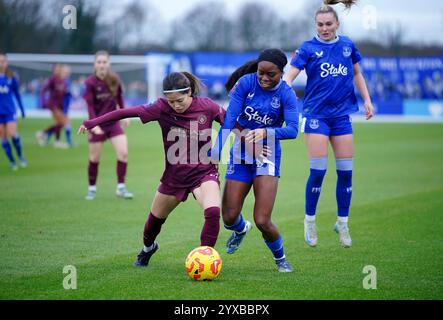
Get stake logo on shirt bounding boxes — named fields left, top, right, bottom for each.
left=244, top=106, right=274, bottom=125
left=320, top=63, right=348, bottom=78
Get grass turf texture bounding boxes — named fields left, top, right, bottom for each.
left=0, top=119, right=442, bottom=300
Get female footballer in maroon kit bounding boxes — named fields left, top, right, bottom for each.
left=78, top=72, right=225, bottom=266
left=82, top=51, right=133, bottom=200
left=37, top=63, right=70, bottom=148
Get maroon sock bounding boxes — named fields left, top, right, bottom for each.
left=143, top=213, right=166, bottom=247
left=117, top=160, right=127, bottom=184
left=200, top=207, right=220, bottom=247
left=44, top=125, right=57, bottom=134
left=55, top=125, right=63, bottom=140
left=88, top=161, right=99, bottom=186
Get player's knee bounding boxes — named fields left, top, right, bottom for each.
left=118, top=151, right=128, bottom=162
left=222, top=207, right=240, bottom=225
left=254, top=215, right=272, bottom=233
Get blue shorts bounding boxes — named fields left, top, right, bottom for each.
left=301, top=115, right=353, bottom=136
left=225, top=157, right=281, bottom=184
left=0, top=113, right=16, bottom=124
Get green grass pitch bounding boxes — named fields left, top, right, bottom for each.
left=0, top=119, right=442, bottom=300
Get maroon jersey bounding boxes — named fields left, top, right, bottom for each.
left=138, top=97, right=224, bottom=188
left=40, top=75, right=67, bottom=110
left=83, top=75, right=125, bottom=124
left=84, top=96, right=225, bottom=188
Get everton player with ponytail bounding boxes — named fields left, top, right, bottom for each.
left=284, top=0, right=374, bottom=248
left=78, top=71, right=225, bottom=267
left=211, top=48, right=299, bottom=272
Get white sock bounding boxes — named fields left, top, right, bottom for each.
left=89, top=185, right=97, bottom=192
left=143, top=243, right=155, bottom=253
left=305, top=214, right=316, bottom=222
left=338, top=216, right=349, bottom=223
left=117, top=183, right=125, bottom=189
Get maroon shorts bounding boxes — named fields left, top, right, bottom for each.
left=88, top=123, right=124, bottom=143
left=158, top=172, right=220, bottom=202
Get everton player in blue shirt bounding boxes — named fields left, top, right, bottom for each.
left=0, top=53, right=26, bottom=170
left=211, top=49, right=299, bottom=272
left=284, top=0, right=374, bottom=248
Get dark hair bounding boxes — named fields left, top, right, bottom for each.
left=0, top=52, right=14, bottom=78
left=225, top=48, right=287, bottom=92
left=94, top=50, right=120, bottom=97
left=317, top=0, right=358, bottom=21
left=162, top=72, right=203, bottom=97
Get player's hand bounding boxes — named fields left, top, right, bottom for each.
left=244, top=141, right=272, bottom=160
left=77, top=124, right=88, bottom=135
left=245, top=128, right=267, bottom=143
left=364, top=101, right=375, bottom=120
left=91, top=126, right=104, bottom=135
left=120, top=118, right=130, bottom=128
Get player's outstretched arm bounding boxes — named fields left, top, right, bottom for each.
left=81, top=106, right=146, bottom=132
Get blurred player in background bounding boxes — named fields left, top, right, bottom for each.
left=284, top=0, right=374, bottom=248
left=78, top=72, right=225, bottom=267
left=0, top=53, right=27, bottom=170
left=61, top=64, right=73, bottom=147
left=211, top=49, right=299, bottom=273
left=83, top=50, right=133, bottom=200
left=37, top=63, right=71, bottom=148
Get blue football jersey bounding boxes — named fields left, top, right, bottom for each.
left=212, top=73, right=299, bottom=163
left=0, top=74, right=24, bottom=116
left=291, top=35, right=361, bottom=118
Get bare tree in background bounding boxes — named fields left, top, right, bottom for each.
left=168, top=1, right=233, bottom=51
left=235, top=2, right=281, bottom=51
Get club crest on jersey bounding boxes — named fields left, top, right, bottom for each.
left=309, top=119, right=319, bottom=130
left=247, top=92, right=255, bottom=100
left=343, top=46, right=352, bottom=58
left=271, top=96, right=280, bottom=109
left=198, top=115, right=207, bottom=125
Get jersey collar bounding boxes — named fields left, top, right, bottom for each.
left=315, top=34, right=340, bottom=44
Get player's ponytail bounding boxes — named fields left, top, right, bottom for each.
left=225, top=60, right=259, bottom=92
left=317, top=0, right=357, bottom=20
left=323, top=0, right=357, bottom=8
left=94, top=50, right=120, bottom=97
left=0, top=53, right=15, bottom=79
left=163, top=72, right=203, bottom=97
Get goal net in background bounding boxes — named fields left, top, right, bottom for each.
left=7, top=53, right=175, bottom=118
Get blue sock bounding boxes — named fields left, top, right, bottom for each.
left=12, top=136, right=23, bottom=159
left=2, top=139, right=15, bottom=164
left=265, top=235, right=285, bottom=260
left=305, top=157, right=328, bottom=217
left=336, top=158, right=353, bottom=219
left=224, top=213, right=246, bottom=233
left=65, top=125, right=72, bottom=146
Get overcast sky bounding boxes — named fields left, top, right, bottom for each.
left=112, top=0, right=443, bottom=45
